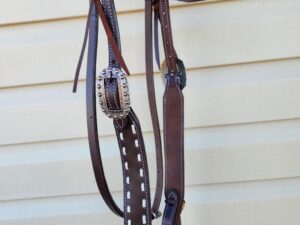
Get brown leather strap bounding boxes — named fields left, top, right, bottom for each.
left=73, top=2, right=94, bottom=93
left=145, top=0, right=164, bottom=218
left=159, top=1, right=185, bottom=223
left=93, top=0, right=130, bottom=75
left=162, top=75, right=184, bottom=225
left=114, top=110, right=152, bottom=225
left=77, top=1, right=164, bottom=224
left=85, top=2, right=123, bottom=217
left=73, top=0, right=130, bottom=93
left=145, top=1, right=185, bottom=224
left=157, top=0, right=177, bottom=73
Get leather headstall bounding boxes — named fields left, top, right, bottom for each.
left=72, top=0, right=192, bottom=224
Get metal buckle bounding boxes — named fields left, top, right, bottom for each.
left=161, top=58, right=186, bottom=90
left=162, top=190, right=179, bottom=225
left=97, top=67, right=130, bottom=119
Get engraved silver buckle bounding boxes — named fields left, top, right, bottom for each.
left=97, top=67, right=130, bottom=119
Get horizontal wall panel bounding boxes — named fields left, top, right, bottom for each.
left=1, top=0, right=300, bottom=87
left=1, top=59, right=300, bottom=145
left=0, top=0, right=211, bottom=25
left=1, top=178, right=300, bottom=225
left=1, top=119, right=300, bottom=202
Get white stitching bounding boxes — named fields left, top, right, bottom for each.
left=113, top=122, right=128, bottom=224
left=122, top=146, right=126, bottom=155
left=140, top=168, right=144, bottom=177
left=135, top=139, right=139, bottom=147
left=128, top=113, right=151, bottom=224
left=141, top=183, right=145, bottom=192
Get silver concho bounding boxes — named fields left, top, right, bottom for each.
left=97, top=67, right=130, bottom=119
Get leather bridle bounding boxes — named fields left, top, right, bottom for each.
left=73, top=0, right=191, bottom=224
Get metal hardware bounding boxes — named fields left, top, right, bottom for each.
left=97, top=67, right=130, bottom=119
left=161, top=58, right=186, bottom=90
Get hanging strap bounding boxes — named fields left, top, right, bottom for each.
left=145, top=1, right=185, bottom=225
left=85, top=1, right=124, bottom=217
left=73, top=0, right=129, bottom=93
left=74, top=0, right=164, bottom=223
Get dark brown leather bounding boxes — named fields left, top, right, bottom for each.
left=145, top=0, right=185, bottom=224
left=85, top=2, right=123, bottom=217
left=74, top=0, right=188, bottom=224
left=73, top=0, right=130, bottom=93
left=114, top=110, right=152, bottom=225
left=145, top=0, right=164, bottom=218
left=74, top=0, right=164, bottom=224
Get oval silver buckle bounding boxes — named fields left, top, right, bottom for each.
left=97, top=67, right=130, bottom=119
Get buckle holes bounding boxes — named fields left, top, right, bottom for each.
left=140, top=169, right=143, bottom=177
left=131, top=124, right=136, bottom=134
left=120, top=132, right=124, bottom=140
left=137, top=154, right=141, bottom=162
left=141, top=183, right=145, bottom=191
left=125, top=162, right=129, bottom=170
left=135, top=139, right=139, bottom=147
left=122, top=147, right=126, bottom=155
left=127, top=191, right=131, bottom=199
left=126, top=177, right=130, bottom=184
left=142, top=215, right=146, bottom=224
left=127, top=206, right=131, bottom=213
left=142, top=199, right=146, bottom=208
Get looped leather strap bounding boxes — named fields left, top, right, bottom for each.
left=74, top=1, right=164, bottom=224
left=85, top=2, right=123, bottom=216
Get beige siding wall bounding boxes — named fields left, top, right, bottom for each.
left=1, top=0, right=300, bottom=224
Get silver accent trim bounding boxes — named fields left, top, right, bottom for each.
left=97, top=67, right=130, bottom=119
